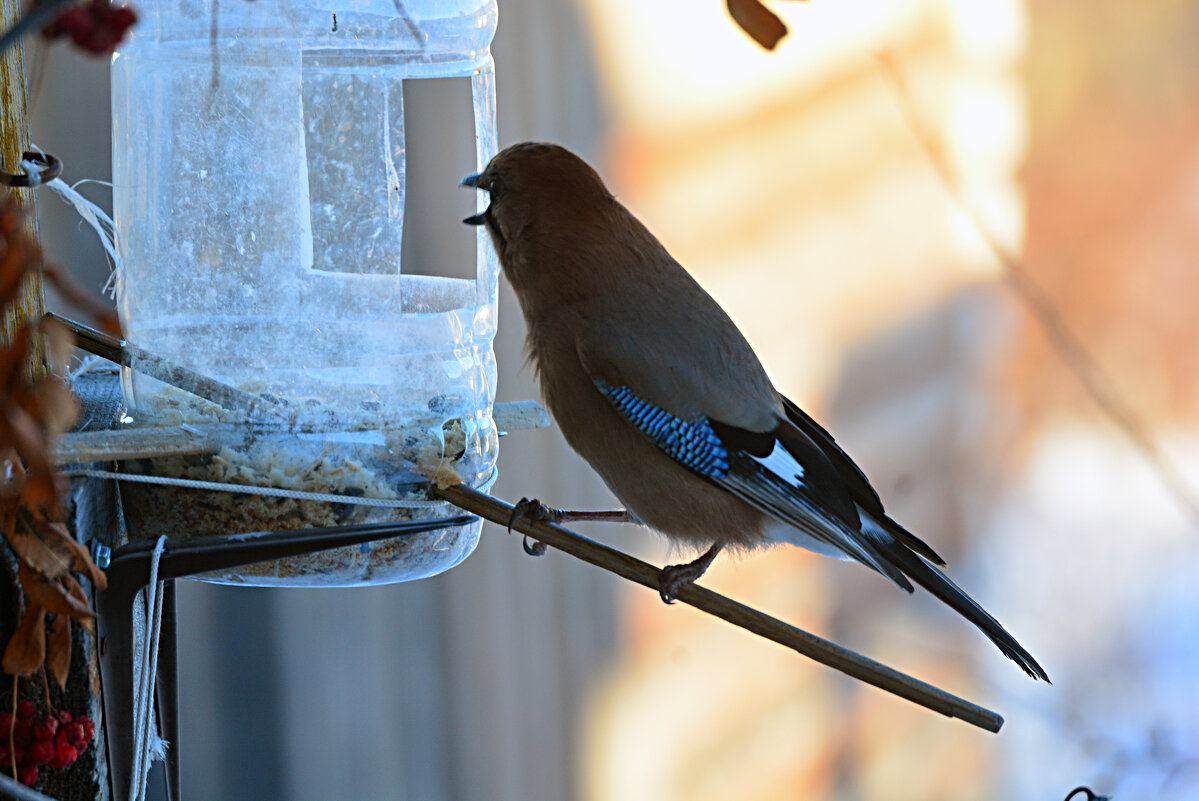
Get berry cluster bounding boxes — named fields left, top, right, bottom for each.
left=42, top=0, right=138, bottom=55
left=0, top=700, right=96, bottom=787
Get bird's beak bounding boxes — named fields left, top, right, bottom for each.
left=461, top=172, right=488, bottom=225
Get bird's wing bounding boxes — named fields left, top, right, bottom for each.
left=779, top=396, right=945, bottom=565
left=578, top=336, right=913, bottom=589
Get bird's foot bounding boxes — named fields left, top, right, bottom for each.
left=507, top=499, right=632, bottom=557
left=658, top=542, right=724, bottom=604
left=507, top=497, right=557, bottom=556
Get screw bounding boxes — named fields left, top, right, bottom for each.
left=91, top=543, right=111, bottom=570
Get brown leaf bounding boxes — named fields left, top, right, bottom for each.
left=0, top=408, right=54, bottom=509
left=51, top=520, right=108, bottom=590
left=38, top=316, right=75, bottom=378
left=40, top=264, right=118, bottom=334
left=727, top=0, right=788, bottom=50
left=61, top=575, right=95, bottom=632
left=47, top=614, right=71, bottom=690
left=18, top=561, right=94, bottom=622
left=8, top=515, right=76, bottom=579
left=31, top=378, right=80, bottom=439
left=2, top=603, right=45, bottom=677
left=0, top=204, right=38, bottom=313
left=0, top=447, right=24, bottom=508
left=8, top=515, right=107, bottom=588
left=0, top=325, right=31, bottom=395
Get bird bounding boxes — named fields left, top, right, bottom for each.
left=461, top=141, right=1048, bottom=681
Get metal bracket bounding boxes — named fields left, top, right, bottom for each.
left=95, top=515, right=475, bottom=801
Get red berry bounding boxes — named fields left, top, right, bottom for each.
left=112, top=7, right=137, bottom=28
left=56, top=740, right=77, bottom=763
left=78, top=717, right=95, bottom=743
left=29, top=739, right=54, bottom=766
left=32, top=715, right=58, bottom=741
left=62, top=721, right=84, bottom=744
left=0, top=711, right=11, bottom=731
left=16, top=701, right=35, bottom=720
left=55, top=710, right=73, bottom=724
left=73, top=738, right=88, bottom=754
left=12, top=741, right=26, bottom=765
left=12, top=720, right=33, bottom=743
left=17, top=764, right=37, bottom=786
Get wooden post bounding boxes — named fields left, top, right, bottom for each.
left=0, top=0, right=40, bottom=665
left=0, top=0, right=45, bottom=355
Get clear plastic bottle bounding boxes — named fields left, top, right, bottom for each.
left=110, top=0, right=499, bottom=586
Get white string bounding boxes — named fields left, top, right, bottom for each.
left=130, top=536, right=168, bottom=801
left=22, top=156, right=123, bottom=292
left=62, top=467, right=496, bottom=508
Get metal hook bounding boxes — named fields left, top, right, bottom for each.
left=0, top=150, right=63, bottom=188
left=1063, top=787, right=1111, bottom=801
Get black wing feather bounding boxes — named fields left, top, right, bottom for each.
left=780, top=396, right=946, bottom=566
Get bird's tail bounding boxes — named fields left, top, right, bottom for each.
left=867, top=520, right=1050, bottom=682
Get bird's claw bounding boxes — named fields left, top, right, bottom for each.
left=658, top=563, right=701, bottom=604
left=657, top=543, right=722, bottom=604
left=507, top=497, right=557, bottom=557
left=522, top=536, right=548, bottom=557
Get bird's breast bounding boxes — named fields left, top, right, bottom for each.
left=525, top=322, right=770, bottom=550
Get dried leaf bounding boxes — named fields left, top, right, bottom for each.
left=40, top=264, right=118, bottom=334
left=0, top=407, right=54, bottom=509
left=7, top=515, right=74, bottom=579
left=2, top=603, right=45, bottom=677
left=0, top=325, right=31, bottom=394
left=0, top=447, right=24, bottom=508
left=18, top=561, right=94, bottom=622
left=50, top=519, right=108, bottom=589
left=47, top=614, right=71, bottom=690
left=38, top=316, right=75, bottom=378
left=61, top=575, right=95, bottom=632
left=0, top=205, right=37, bottom=313
left=31, top=378, right=80, bottom=439
left=7, top=516, right=105, bottom=588
left=727, top=0, right=788, bottom=50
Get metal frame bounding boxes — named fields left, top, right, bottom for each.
left=95, top=516, right=475, bottom=801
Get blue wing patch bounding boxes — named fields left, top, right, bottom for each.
left=595, top=380, right=729, bottom=478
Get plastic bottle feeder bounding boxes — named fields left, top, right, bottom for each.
left=110, top=0, right=499, bottom=586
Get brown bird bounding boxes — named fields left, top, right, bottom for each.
left=461, top=141, right=1048, bottom=681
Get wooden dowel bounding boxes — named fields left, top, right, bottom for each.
left=434, top=482, right=1005, bottom=733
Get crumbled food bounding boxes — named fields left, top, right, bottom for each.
left=119, top=388, right=493, bottom=586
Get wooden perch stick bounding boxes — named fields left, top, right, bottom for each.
left=434, top=483, right=1005, bottom=733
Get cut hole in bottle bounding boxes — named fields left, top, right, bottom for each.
left=400, top=75, right=479, bottom=287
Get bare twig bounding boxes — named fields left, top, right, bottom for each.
left=433, top=483, right=1006, bottom=733
left=877, top=51, right=1199, bottom=528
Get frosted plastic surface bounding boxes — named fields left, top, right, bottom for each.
left=111, top=0, right=499, bottom=585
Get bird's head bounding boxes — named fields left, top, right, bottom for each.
left=460, top=142, right=614, bottom=264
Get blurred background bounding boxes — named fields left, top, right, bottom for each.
left=26, top=0, right=1199, bottom=798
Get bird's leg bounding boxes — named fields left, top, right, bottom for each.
left=659, top=542, right=724, bottom=604
left=507, top=497, right=631, bottom=556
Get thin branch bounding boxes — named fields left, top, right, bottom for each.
left=877, top=51, right=1199, bottom=528
left=433, top=483, right=1006, bottom=733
